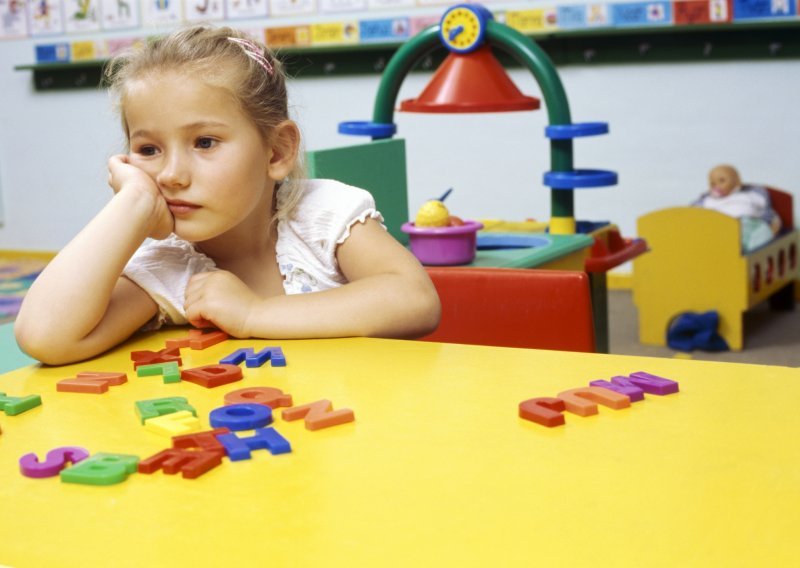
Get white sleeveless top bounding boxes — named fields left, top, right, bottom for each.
left=123, top=179, right=383, bottom=329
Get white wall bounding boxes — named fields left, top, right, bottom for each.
left=2, top=37, right=799, bottom=255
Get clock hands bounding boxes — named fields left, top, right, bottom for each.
left=448, top=25, right=464, bottom=41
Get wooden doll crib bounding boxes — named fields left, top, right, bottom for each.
left=632, top=187, right=798, bottom=351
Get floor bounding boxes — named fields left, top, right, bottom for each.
left=0, top=255, right=47, bottom=324
left=607, top=289, right=800, bottom=367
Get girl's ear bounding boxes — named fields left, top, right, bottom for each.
left=267, top=120, right=300, bottom=181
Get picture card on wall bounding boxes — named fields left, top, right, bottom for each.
left=225, top=0, right=269, bottom=19
left=143, top=0, right=182, bottom=26
left=100, top=0, right=140, bottom=30
left=319, top=0, right=367, bottom=13
left=270, top=0, right=316, bottom=18
left=65, top=0, right=101, bottom=33
left=367, top=0, right=415, bottom=9
left=185, top=0, right=226, bottom=22
left=0, top=0, right=29, bottom=39
left=28, top=0, right=66, bottom=36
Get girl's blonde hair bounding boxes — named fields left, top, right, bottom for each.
left=104, top=25, right=305, bottom=222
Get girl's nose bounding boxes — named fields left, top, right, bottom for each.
left=156, top=153, right=190, bottom=189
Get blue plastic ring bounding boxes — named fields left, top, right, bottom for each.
left=543, top=169, right=618, bottom=189
left=545, top=122, right=609, bottom=139
left=338, top=121, right=397, bottom=138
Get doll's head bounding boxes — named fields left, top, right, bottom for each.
left=708, top=164, right=741, bottom=198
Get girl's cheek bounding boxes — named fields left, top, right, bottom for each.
left=127, top=155, right=155, bottom=177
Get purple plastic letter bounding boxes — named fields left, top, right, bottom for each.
left=19, top=446, right=90, bottom=478
left=627, top=371, right=679, bottom=395
left=590, top=376, right=645, bottom=402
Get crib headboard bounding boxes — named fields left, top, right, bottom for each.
left=765, top=186, right=794, bottom=230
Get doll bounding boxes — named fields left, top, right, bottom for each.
left=692, top=164, right=781, bottom=250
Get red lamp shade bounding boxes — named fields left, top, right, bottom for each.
left=400, top=45, right=540, bottom=113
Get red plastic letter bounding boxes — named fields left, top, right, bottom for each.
left=180, top=364, right=243, bottom=388
left=518, top=397, right=566, bottom=427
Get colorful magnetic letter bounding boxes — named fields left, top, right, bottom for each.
left=282, top=399, right=355, bottom=431
left=220, top=347, right=286, bottom=367
left=138, top=448, right=223, bottom=479
left=0, top=392, right=42, bottom=416
left=216, top=427, right=292, bottom=461
left=130, top=348, right=181, bottom=369
left=589, top=376, right=645, bottom=402
left=144, top=411, right=202, bottom=437
left=188, top=329, right=228, bottom=350
left=135, top=397, right=196, bottom=424
left=224, top=387, right=293, bottom=409
left=172, top=428, right=230, bottom=458
left=165, top=328, right=228, bottom=350
left=627, top=371, right=680, bottom=395
left=181, top=364, right=243, bottom=388
left=518, top=397, right=566, bottom=427
left=137, top=361, right=181, bottom=384
left=557, top=387, right=630, bottom=416
left=60, top=453, right=140, bottom=486
left=209, top=403, right=273, bottom=431
left=20, top=446, right=90, bottom=478
left=57, top=372, right=128, bottom=394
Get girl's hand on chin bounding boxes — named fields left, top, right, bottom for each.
left=107, top=154, right=174, bottom=239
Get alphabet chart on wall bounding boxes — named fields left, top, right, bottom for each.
left=2, top=0, right=798, bottom=54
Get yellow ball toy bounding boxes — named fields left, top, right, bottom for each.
left=415, top=200, right=451, bottom=227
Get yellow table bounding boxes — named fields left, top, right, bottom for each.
left=1, top=331, right=798, bottom=567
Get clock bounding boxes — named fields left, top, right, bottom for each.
left=439, top=3, right=493, bottom=54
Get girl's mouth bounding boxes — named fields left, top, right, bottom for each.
left=166, top=200, right=201, bottom=216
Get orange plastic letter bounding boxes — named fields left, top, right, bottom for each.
left=282, top=399, right=354, bottom=431
left=225, top=387, right=293, bottom=409
left=558, top=386, right=630, bottom=416
left=57, top=372, right=128, bottom=394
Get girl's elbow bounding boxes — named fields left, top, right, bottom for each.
left=14, top=320, right=81, bottom=366
left=407, top=282, right=441, bottom=337
left=14, top=321, right=51, bottom=364
left=421, top=290, right=442, bottom=335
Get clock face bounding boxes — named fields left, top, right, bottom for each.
left=440, top=5, right=487, bottom=53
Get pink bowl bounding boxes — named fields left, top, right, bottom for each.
left=401, top=220, right=484, bottom=266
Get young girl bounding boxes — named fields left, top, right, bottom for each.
left=15, top=25, right=440, bottom=365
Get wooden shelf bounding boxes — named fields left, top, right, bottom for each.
left=15, top=22, right=800, bottom=91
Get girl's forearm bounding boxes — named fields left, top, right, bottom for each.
left=245, top=273, right=441, bottom=340
left=16, top=189, right=160, bottom=347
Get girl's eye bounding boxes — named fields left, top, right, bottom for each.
left=196, top=137, right=217, bottom=149
left=137, top=145, right=158, bottom=156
